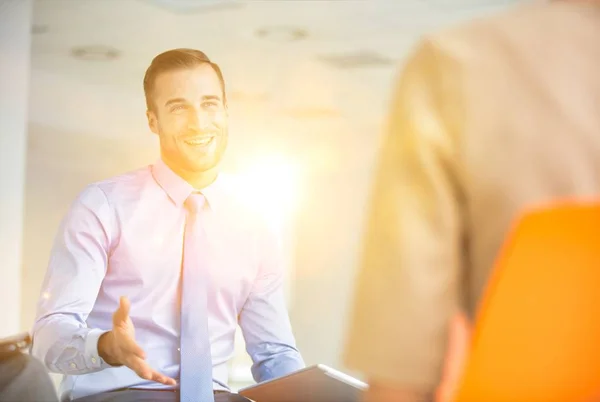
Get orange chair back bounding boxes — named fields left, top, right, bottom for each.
left=453, top=202, right=600, bottom=402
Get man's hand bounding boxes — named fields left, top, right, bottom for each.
left=98, top=296, right=176, bottom=386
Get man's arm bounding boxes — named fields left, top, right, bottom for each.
left=31, top=184, right=113, bottom=375
left=343, top=39, right=466, bottom=401
left=31, top=184, right=177, bottom=385
left=238, top=224, right=305, bottom=383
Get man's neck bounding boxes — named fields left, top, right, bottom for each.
left=186, top=170, right=218, bottom=190
left=162, top=157, right=219, bottom=190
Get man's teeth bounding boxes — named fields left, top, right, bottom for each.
left=185, top=137, right=213, bottom=145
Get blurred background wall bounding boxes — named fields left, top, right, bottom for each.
left=0, top=0, right=528, bottom=391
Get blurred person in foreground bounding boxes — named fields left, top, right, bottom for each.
left=343, top=1, right=600, bottom=401
left=30, top=48, right=304, bottom=402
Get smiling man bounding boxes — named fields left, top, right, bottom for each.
left=31, top=48, right=304, bottom=402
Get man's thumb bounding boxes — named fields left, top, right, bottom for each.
left=113, top=296, right=131, bottom=325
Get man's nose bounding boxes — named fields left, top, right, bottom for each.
left=187, top=109, right=211, bottom=131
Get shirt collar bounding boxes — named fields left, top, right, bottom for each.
left=151, top=158, right=222, bottom=211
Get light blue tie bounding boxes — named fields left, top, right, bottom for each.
left=180, top=193, right=215, bottom=402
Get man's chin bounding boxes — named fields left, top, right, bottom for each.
left=184, top=160, right=220, bottom=174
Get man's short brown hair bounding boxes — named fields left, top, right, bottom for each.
left=143, top=48, right=227, bottom=112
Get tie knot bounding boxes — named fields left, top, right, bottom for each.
left=185, top=192, right=205, bottom=214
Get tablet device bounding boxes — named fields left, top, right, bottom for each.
left=238, top=364, right=368, bottom=402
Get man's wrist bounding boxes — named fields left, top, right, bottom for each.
left=98, top=331, right=121, bottom=367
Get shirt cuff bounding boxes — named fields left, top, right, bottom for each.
left=84, top=328, right=112, bottom=370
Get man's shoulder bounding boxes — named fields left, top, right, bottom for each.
left=78, top=165, right=153, bottom=204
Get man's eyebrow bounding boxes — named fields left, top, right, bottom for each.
left=165, top=96, right=222, bottom=107
left=164, top=98, right=187, bottom=107
left=201, top=95, right=221, bottom=102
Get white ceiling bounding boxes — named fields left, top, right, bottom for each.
left=28, top=0, right=528, bottom=175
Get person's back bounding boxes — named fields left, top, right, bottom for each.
left=444, top=0, right=600, bottom=315
left=344, top=1, right=600, bottom=400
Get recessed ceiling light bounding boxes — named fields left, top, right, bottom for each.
left=71, top=46, right=120, bottom=61
left=141, top=0, right=242, bottom=13
left=255, top=26, right=308, bottom=42
left=317, top=50, right=394, bottom=69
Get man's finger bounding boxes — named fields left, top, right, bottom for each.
left=150, top=371, right=177, bottom=386
left=127, top=357, right=176, bottom=386
left=127, top=357, right=154, bottom=380
left=113, top=296, right=131, bottom=326
left=122, top=336, right=146, bottom=360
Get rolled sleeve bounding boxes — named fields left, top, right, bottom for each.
left=51, top=329, right=106, bottom=374
left=84, top=329, right=112, bottom=370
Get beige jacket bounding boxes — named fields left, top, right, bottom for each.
left=344, top=0, right=600, bottom=394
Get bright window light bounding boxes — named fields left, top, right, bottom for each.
left=224, top=154, right=303, bottom=235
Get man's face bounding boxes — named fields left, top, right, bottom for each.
left=147, top=64, right=228, bottom=175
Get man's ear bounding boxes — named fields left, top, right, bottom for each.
left=146, top=109, right=159, bottom=135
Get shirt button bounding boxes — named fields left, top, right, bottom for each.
left=70, top=363, right=77, bottom=369
left=91, top=357, right=97, bottom=364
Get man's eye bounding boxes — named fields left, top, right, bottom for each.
left=202, top=101, right=218, bottom=108
left=171, top=105, right=186, bottom=112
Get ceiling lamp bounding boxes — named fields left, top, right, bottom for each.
left=141, top=0, right=242, bottom=13
left=71, top=46, right=120, bottom=61
left=255, top=26, right=308, bottom=42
